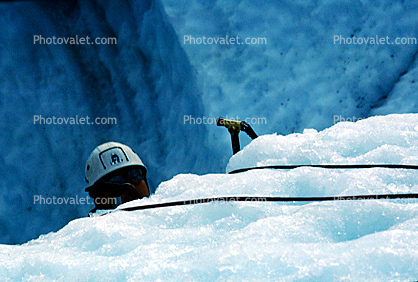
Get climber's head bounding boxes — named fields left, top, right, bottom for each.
left=84, top=142, right=149, bottom=211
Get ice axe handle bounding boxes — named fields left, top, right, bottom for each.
left=217, top=117, right=241, bottom=154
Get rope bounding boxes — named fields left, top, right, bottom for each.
left=228, top=164, right=418, bottom=174
left=98, top=164, right=418, bottom=215
left=105, top=193, right=418, bottom=214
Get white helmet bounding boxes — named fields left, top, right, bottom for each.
left=85, top=142, right=147, bottom=189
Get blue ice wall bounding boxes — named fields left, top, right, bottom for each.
left=0, top=0, right=219, bottom=244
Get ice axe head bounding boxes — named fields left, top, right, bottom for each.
left=216, top=117, right=242, bottom=131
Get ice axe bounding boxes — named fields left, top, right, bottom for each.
left=216, top=117, right=258, bottom=155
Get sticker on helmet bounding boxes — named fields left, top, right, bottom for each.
left=99, top=147, right=128, bottom=170
left=110, top=153, right=123, bottom=166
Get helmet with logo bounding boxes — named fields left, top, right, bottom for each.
left=85, top=141, right=147, bottom=191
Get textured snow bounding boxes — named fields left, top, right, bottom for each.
left=1, top=114, right=418, bottom=281
left=227, top=114, right=418, bottom=173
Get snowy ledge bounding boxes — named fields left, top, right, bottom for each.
left=227, top=114, right=418, bottom=173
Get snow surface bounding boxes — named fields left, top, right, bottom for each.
left=1, top=114, right=418, bottom=281
left=227, top=114, right=418, bottom=173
